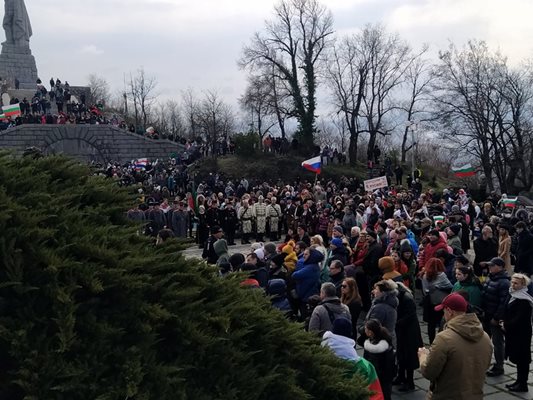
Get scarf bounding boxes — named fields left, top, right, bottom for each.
left=509, top=287, right=533, bottom=306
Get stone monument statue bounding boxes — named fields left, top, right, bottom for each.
left=0, top=0, right=38, bottom=89
left=3, top=0, right=32, bottom=47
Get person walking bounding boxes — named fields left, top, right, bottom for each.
left=419, top=293, right=492, bottom=400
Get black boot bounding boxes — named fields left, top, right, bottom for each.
left=508, top=383, right=528, bottom=392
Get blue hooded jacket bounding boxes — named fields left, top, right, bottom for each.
left=292, top=249, right=323, bottom=302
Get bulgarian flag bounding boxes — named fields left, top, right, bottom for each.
left=501, top=197, right=518, bottom=208
left=434, top=216, right=444, bottom=224
left=346, top=358, right=384, bottom=400
left=452, top=163, right=476, bottom=178
left=2, top=103, right=21, bottom=117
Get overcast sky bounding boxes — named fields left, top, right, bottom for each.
left=23, top=0, right=533, bottom=111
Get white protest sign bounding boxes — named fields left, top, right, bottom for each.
left=364, top=176, right=388, bottom=191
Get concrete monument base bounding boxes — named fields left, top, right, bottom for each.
left=0, top=42, right=38, bottom=89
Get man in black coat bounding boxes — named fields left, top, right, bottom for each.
left=202, top=225, right=224, bottom=264
left=363, top=231, right=383, bottom=282
left=221, top=201, right=238, bottom=245
left=514, top=222, right=533, bottom=275
left=482, top=257, right=510, bottom=377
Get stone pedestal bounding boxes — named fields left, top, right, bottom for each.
left=0, top=42, right=38, bottom=89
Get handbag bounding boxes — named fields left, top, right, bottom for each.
left=429, top=288, right=449, bottom=306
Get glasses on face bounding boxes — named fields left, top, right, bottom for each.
left=341, top=284, right=348, bottom=289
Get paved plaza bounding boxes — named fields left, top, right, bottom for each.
left=183, top=243, right=532, bottom=399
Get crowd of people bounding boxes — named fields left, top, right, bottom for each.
left=120, top=156, right=533, bottom=399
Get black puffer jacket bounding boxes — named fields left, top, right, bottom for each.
left=482, top=270, right=510, bottom=321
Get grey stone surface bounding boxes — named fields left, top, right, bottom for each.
left=0, top=125, right=185, bottom=163
left=0, top=0, right=37, bottom=87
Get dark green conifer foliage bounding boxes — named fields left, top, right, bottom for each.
left=0, top=154, right=368, bottom=399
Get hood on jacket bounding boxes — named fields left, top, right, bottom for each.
left=266, top=278, right=287, bottom=296
left=321, top=331, right=359, bottom=361
left=305, top=248, right=325, bottom=265
left=214, top=239, right=229, bottom=256
left=374, top=290, right=399, bottom=309
left=446, top=312, right=486, bottom=342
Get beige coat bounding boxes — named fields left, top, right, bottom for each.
left=420, top=313, right=492, bottom=400
left=498, top=235, right=512, bottom=274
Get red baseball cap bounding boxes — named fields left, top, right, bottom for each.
left=434, top=293, right=467, bottom=312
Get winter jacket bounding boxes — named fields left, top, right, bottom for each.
left=363, top=339, right=397, bottom=387
left=504, top=295, right=532, bottom=365
left=266, top=279, right=292, bottom=315
left=482, top=270, right=510, bottom=321
left=363, top=241, right=383, bottom=279
left=367, top=291, right=398, bottom=346
left=420, top=313, right=493, bottom=400
left=515, top=229, right=533, bottom=275
left=405, top=230, right=419, bottom=255
left=472, top=237, right=498, bottom=276
left=308, top=297, right=351, bottom=336
left=328, top=246, right=349, bottom=267
left=321, top=331, right=358, bottom=360
left=452, top=280, right=483, bottom=308
left=292, top=249, right=322, bottom=302
left=418, top=236, right=448, bottom=272
left=395, top=285, right=423, bottom=370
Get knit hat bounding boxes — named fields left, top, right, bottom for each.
left=333, top=226, right=344, bottom=235
left=330, top=238, right=343, bottom=248
left=378, top=256, right=395, bottom=273
left=332, top=318, right=353, bottom=338
left=448, top=224, right=461, bottom=236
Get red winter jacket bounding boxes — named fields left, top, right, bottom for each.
left=419, top=236, right=449, bottom=272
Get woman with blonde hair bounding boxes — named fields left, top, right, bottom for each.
left=340, top=277, right=362, bottom=340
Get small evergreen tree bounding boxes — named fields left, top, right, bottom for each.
left=0, top=154, right=368, bottom=399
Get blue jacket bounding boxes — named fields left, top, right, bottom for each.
left=406, top=230, right=419, bottom=256
left=292, top=249, right=323, bottom=302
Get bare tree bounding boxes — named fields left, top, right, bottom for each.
left=197, top=90, right=235, bottom=157
left=433, top=41, right=508, bottom=192
left=128, top=67, right=158, bottom=129
left=240, top=74, right=276, bottom=148
left=327, top=34, right=367, bottom=165
left=181, top=88, right=200, bottom=139
left=87, top=74, right=110, bottom=105
left=240, top=0, right=334, bottom=151
left=154, top=100, right=185, bottom=140
left=327, top=25, right=418, bottom=164
left=358, top=25, right=415, bottom=161
left=399, top=54, right=434, bottom=163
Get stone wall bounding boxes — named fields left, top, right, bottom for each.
left=0, top=125, right=185, bottom=163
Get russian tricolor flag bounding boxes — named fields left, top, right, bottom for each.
left=134, top=158, right=148, bottom=170
left=302, top=156, right=321, bottom=174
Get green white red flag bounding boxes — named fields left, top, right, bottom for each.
left=501, top=197, right=517, bottom=208
left=452, top=163, right=476, bottom=177
left=2, top=103, right=21, bottom=118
